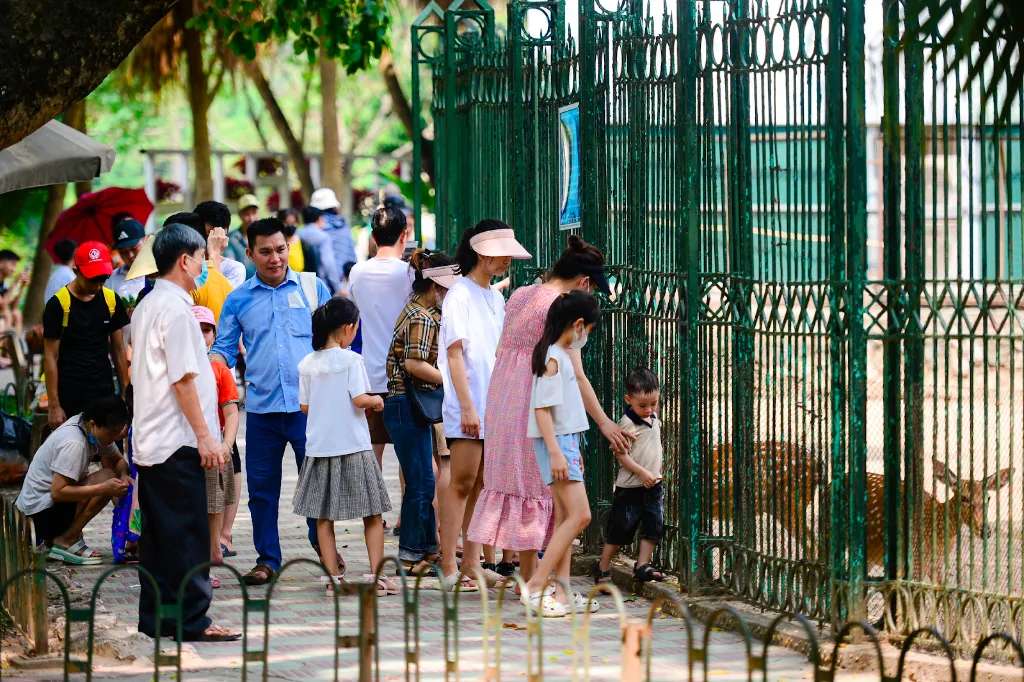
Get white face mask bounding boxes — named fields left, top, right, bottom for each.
left=570, top=326, right=589, bottom=351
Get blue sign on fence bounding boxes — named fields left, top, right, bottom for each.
left=558, top=103, right=581, bottom=230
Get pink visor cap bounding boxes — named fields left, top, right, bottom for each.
left=423, top=264, right=460, bottom=290
left=192, top=305, right=216, bottom=328
left=469, top=228, right=531, bottom=260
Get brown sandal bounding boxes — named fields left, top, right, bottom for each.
left=243, top=564, right=275, bottom=586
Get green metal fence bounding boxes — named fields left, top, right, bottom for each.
left=4, top=561, right=1024, bottom=679
left=411, top=0, right=1024, bottom=654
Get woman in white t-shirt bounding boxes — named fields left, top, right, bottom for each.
left=437, top=220, right=531, bottom=590
left=292, top=297, right=395, bottom=595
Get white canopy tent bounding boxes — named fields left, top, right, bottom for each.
left=0, top=120, right=115, bottom=195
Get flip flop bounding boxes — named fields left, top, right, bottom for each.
left=220, top=543, right=237, bottom=558
left=192, top=624, right=241, bottom=642
left=440, top=572, right=478, bottom=593
left=48, top=540, right=102, bottom=565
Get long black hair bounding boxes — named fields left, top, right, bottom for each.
left=531, top=291, right=601, bottom=376
left=409, top=249, right=457, bottom=295
left=454, top=218, right=510, bottom=275
left=312, top=297, right=360, bottom=351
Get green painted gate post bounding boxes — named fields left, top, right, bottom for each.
left=902, top=0, right=927, bottom=584
left=675, top=0, right=702, bottom=591
left=507, top=0, right=528, bottom=255
left=845, top=0, right=869, bottom=625
left=411, top=2, right=446, bottom=247
left=880, top=0, right=904, bottom=586
left=825, top=0, right=850, bottom=626
left=726, top=0, right=755, bottom=558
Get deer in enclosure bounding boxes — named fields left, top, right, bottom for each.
left=860, top=458, right=1012, bottom=585
left=705, top=440, right=824, bottom=553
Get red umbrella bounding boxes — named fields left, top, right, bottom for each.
left=44, top=187, right=153, bottom=258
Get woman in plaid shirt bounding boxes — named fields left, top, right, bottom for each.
left=383, top=250, right=460, bottom=575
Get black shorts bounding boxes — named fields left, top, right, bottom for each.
left=30, top=502, right=77, bottom=546
left=231, top=443, right=241, bottom=473
left=604, top=483, right=664, bottom=546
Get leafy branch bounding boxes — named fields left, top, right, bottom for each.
left=192, top=0, right=391, bottom=73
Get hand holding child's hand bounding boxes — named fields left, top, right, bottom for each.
left=550, top=451, right=569, bottom=482
left=640, top=470, right=661, bottom=488
left=600, top=420, right=636, bottom=456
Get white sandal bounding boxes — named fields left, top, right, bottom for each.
left=521, top=590, right=567, bottom=618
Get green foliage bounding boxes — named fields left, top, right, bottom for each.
left=0, top=189, right=47, bottom=258
left=193, top=0, right=391, bottom=73
left=917, top=0, right=1024, bottom=123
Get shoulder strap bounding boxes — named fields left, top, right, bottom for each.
left=102, top=287, right=116, bottom=317
left=55, top=286, right=117, bottom=328
left=55, top=287, right=72, bottom=328
left=298, top=271, right=319, bottom=311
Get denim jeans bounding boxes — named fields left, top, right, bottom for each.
left=245, top=411, right=318, bottom=571
left=383, top=395, right=438, bottom=561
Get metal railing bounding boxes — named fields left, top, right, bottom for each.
left=3, top=558, right=1024, bottom=680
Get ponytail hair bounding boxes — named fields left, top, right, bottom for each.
left=311, top=297, right=360, bottom=350
left=549, top=234, right=605, bottom=280
left=409, top=249, right=457, bottom=295
left=531, top=290, right=601, bottom=376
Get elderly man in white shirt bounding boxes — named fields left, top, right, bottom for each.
left=130, top=224, right=238, bottom=643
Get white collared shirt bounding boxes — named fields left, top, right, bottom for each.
left=130, top=278, right=219, bottom=466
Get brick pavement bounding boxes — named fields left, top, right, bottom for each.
left=5, top=415, right=828, bottom=680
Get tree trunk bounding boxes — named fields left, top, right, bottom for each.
left=0, top=0, right=174, bottom=149
left=246, top=61, right=315, bottom=197
left=23, top=185, right=68, bottom=326
left=64, top=101, right=92, bottom=198
left=178, top=1, right=214, bottom=202
left=339, top=154, right=355, bottom=218
left=320, top=51, right=343, bottom=202
left=378, top=49, right=434, bottom=182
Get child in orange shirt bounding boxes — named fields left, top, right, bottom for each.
left=192, top=306, right=240, bottom=587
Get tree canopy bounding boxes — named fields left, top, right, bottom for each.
left=194, top=0, right=391, bottom=73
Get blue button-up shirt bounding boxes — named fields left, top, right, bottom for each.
left=211, top=269, right=332, bottom=414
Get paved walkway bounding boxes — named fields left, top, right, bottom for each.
left=5, top=415, right=825, bottom=680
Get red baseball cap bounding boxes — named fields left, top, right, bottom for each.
left=74, top=241, right=113, bottom=279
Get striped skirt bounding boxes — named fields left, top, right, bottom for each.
left=292, top=450, right=392, bottom=521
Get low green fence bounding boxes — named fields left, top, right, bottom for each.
left=3, top=558, right=1024, bottom=680
left=0, top=495, right=48, bottom=655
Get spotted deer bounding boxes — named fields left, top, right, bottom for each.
left=862, top=458, right=1012, bottom=584
left=706, top=441, right=824, bottom=547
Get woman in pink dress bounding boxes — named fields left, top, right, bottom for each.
left=468, top=236, right=634, bottom=582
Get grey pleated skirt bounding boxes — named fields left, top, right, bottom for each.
left=292, top=451, right=393, bottom=521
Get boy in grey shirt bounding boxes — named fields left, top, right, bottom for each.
left=593, top=368, right=666, bottom=584
left=16, top=396, right=130, bottom=564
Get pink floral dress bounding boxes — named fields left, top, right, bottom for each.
left=467, top=284, right=559, bottom=550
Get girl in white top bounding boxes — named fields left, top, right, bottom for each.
left=292, top=297, right=396, bottom=596
left=437, top=220, right=531, bottom=590
left=523, top=291, right=602, bottom=617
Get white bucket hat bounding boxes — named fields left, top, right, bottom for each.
left=470, top=228, right=531, bottom=260
left=310, top=187, right=340, bottom=210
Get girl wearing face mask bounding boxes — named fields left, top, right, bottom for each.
left=382, top=250, right=457, bottom=575
left=467, top=235, right=632, bottom=585
left=521, top=291, right=602, bottom=616
left=437, top=220, right=531, bottom=591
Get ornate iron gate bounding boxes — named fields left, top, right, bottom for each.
left=411, top=0, right=1024, bottom=652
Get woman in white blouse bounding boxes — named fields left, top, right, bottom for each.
left=437, top=220, right=530, bottom=591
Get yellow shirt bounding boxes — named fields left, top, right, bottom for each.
left=191, top=268, right=233, bottom=322
left=288, top=235, right=304, bottom=272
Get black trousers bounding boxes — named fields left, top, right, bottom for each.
left=137, top=446, right=212, bottom=640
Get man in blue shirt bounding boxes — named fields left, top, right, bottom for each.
left=210, top=218, right=332, bottom=585
left=310, top=188, right=356, bottom=276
